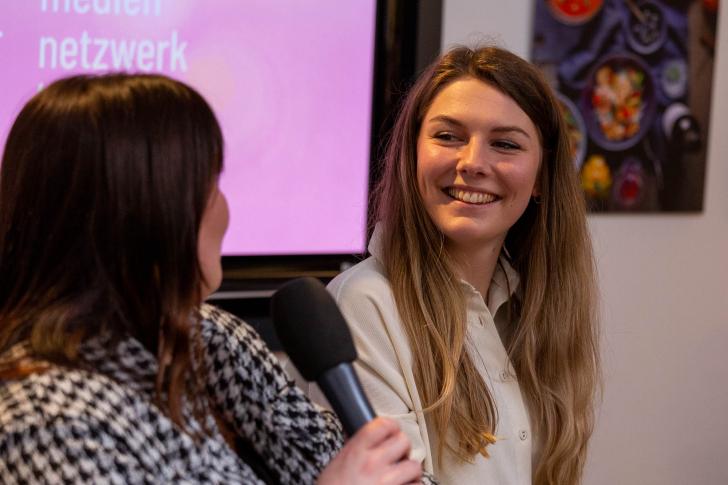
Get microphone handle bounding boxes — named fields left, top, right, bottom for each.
left=317, top=362, right=376, bottom=436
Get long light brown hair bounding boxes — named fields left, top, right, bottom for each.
left=0, top=74, right=223, bottom=431
left=373, top=46, right=599, bottom=484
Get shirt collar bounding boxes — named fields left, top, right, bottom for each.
left=367, top=223, right=386, bottom=261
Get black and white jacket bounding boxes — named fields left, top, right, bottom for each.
left=0, top=305, right=344, bottom=484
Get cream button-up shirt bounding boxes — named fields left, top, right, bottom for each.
left=326, top=229, right=534, bottom=485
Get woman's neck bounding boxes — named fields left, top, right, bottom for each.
left=448, top=238, right=505, bottom=298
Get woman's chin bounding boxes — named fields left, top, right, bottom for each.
left=439, top=221, right=507, bottom=251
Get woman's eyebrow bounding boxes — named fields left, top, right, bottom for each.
left=426, top=115, right=531, bottom=140
left=425, top=115, right=465, bottom=128
left=491, top=125, right=531, bottom=139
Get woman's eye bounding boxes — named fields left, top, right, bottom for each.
left=493, top=140, right=521, bottom=150
left=433, top=132, right=461, bottom=142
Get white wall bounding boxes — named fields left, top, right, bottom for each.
left=442, top=2, right=728, bottom=484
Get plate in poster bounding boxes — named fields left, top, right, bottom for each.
left=547, top=0, right=604, bottom=25
left=582, top=53, right=657, bottom=151
left=556, top=92, right=587, bottom=169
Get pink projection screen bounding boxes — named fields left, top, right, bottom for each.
left=0, top=0, right=376, bottom=256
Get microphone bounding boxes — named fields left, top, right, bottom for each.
left=271, top=277, right=376, bottom=436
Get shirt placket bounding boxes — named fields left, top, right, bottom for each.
left=469, top=292, right=532, bottom=485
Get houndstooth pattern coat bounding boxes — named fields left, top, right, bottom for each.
left=0, top=304, right=344, bottom=484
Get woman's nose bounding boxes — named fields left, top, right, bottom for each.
left=457, top=140, right=492, bottom=176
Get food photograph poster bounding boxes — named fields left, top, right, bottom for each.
left=531, top=0, right=719, bottom=212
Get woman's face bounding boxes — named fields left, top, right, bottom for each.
left=416, top=77, right=542, bottom=255
left=198, top=183, right=229, bottom=298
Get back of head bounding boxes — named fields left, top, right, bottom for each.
left=0, top=73, right=223, bottom=367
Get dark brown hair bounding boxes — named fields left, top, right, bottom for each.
left=0, top=73, right=223, bottom=429
left=373, top=46, right=599, bottom=485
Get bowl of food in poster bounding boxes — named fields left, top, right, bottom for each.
left=555, top=92, right=587, bottom=169
left=625, top=0, right=667, bottom=55
left=582, top=53, right=656, bottom=151
left=547, top=0, right=604, bottom=25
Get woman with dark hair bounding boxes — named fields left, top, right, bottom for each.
left=327, top=46, right=600, bottom=484
left=0, top=74, right=424, bottom=484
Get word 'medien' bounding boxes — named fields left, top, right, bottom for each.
left=41, top=0, right=162, bottom=16
left=39, top=31, right=187, bottom=71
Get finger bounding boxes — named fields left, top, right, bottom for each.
left=380, top=459, right=422, bottom=485
left=375, top=430, right=412, bottom=464
left=348, top=417, right=400, bottom=449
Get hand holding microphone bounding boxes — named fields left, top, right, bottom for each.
left=316, top=418, right=422, bottom=485
left=272, top=277, right=422, bottom=485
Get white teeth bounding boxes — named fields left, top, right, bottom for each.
left=448, top=188, right=496, bottom=204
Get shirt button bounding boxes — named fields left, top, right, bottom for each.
left=499, top=370, right=511, bottom=381
left=519, top=430, right=528, bottom=441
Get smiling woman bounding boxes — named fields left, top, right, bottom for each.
left=325, top=46, right=599, bottom=485
left=416, top=77, right=542, bottom=281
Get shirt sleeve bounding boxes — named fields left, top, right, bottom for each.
left=197, top=304, right=344, bottom=485
left=327, top=266, right=435, bottom=474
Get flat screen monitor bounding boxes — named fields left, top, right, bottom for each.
left=0, top=0, right=376, bottom=257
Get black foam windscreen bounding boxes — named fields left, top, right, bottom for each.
left=271, top=277, right=357, bottom=381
